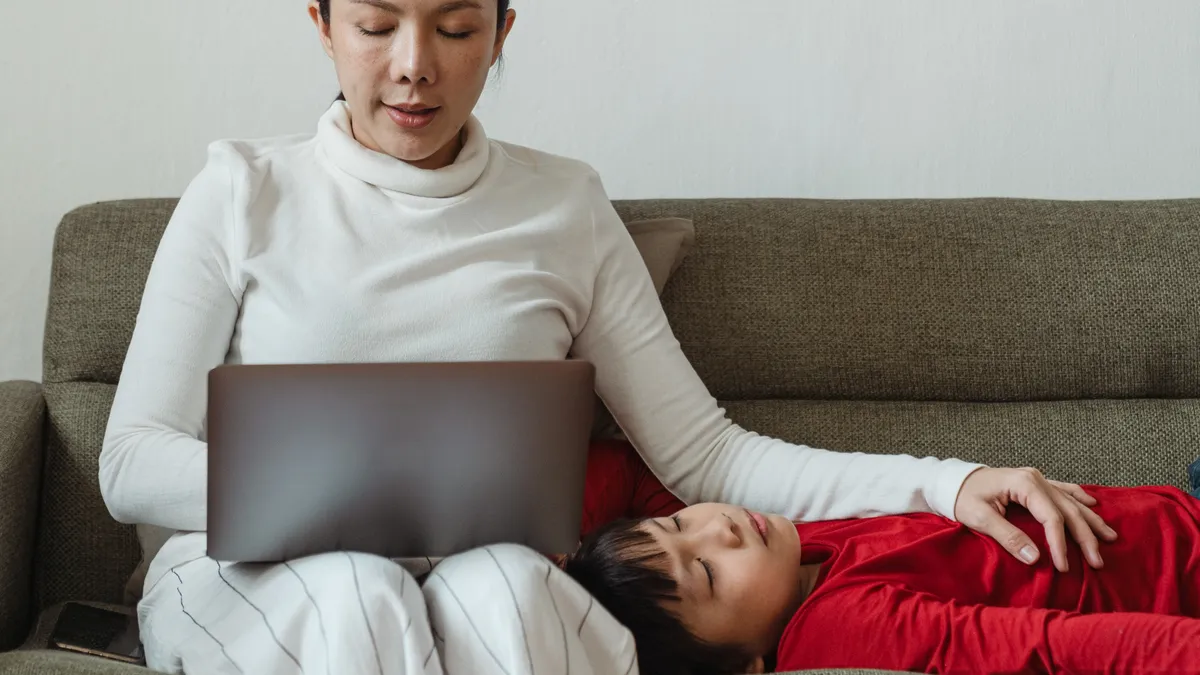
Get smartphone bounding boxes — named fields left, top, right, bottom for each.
left=48, top=602, right=145, bottom=665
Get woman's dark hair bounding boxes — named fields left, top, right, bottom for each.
left=318, top=0, right=511, bottom=29
left=563, top=519, right=758, bottom=675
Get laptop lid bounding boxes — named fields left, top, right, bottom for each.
left=206, top=361, right=595, bottom=562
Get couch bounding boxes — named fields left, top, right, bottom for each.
left=3, top=196, right=1199, bottom=674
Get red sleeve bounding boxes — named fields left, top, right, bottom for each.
left=580, top=440, right=685, bottom=537
left=779, top=583, right=1200, bottom=674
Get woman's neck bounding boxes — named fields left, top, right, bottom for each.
left=348, top=120, right=465, bottom=171
left=316, top=101, right=491, bottom=198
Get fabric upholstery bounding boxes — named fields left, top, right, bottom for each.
left=722, top=398, right=1195, bottom=491
left=42, top=200, right=177, bottom=387
left=33, top=383, right=140, bottom=612
left=0, top=651, right=148, bottom=675
left=0, top=648, right=900, bottom=675
left=13, top=196, right=1200, bottom=675
left=0, top=382, right=45, bottom=650
left=0, top=651, right=902, bottom=675
left=615, top=198, right=1200, bottom=403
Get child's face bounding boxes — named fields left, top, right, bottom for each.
left=641, top=502, right=808, bottom=660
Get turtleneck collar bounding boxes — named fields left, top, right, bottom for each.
left=317, top=101, right=491, bottom=198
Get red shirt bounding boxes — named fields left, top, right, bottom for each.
left=777, top=485, right=1200, bottom=674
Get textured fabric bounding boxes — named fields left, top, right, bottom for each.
left=0, top=381, right=45, bottom=650
left=320, top=102, right=491, bottom=198
left=28, top=196, right=1200, bottom=675
left=0, top=652, right=903, bottom=675
left=780, top=486, right=1200, bottom=672
left=43, top=199, right=177, bottom=386
left=34, top=383, right=140, bottom=612
left=100, top=131, right=979, bottom=592
left=140, top=532, right=637, bottom=675
left=48, top=197, right=1200, bottom=401
left=0, top=650, right=149, bottom=675
left=615, top=198, right=1200, bottom=402
left=720, top=398, right=1195, bottom=490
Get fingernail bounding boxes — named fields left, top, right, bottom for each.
left=1019, top=546, right=1038, bottom=564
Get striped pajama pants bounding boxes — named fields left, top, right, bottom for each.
left=139, top=532, right=638, bottom=675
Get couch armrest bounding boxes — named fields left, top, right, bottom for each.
left=0, top=381, right=45, bottom=651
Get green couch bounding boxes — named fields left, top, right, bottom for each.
left=3, top=196, right=1199, bottom=674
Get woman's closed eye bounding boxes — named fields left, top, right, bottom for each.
left=357, top=25, right=395, bottom=37
left=354, top=26, right=473, bottom=39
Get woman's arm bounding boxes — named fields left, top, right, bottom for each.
left=99, top=143, right=246, bottom=531
left=780, top=583, right=1200, bottom=673
left=569, top=174, right=979, bottom=522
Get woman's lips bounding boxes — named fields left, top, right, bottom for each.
left=746, top=509, right=769, bottom=546
left=386, top=105, right=439, bottom=130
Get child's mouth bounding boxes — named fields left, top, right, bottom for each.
left=746, top=509, right=769, bottom=546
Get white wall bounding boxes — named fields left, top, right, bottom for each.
left=3, top=0, right=1198, bottom=382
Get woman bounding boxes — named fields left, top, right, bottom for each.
left=99, top=1, right=1116, bottom=673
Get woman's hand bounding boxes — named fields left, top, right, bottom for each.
left=953, top=467, right=1119, bottom=572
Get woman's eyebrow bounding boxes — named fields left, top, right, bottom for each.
left=351, top=0, right=400, bottom=12
left=438, top=0, right=484, bottom=13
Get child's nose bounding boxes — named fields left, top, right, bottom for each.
left=702, top=513, right=743, bottom=548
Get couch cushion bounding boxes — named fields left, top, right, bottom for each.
left=43, top=200, right=178, bottom=386
left=0, top=382, right=44, bottom=650
left=614, top=198, right=1200, bottom=402
left=34, top=383, right=140, bottom=612
left=45, top=197, right=1200, bottom=401
left=723, top=398, right=1198, bottom=490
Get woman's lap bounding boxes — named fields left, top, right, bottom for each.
left=140, top=538, right=636, bottom=675
left=140, top=532, right=438, bottom=675
left=139, top=442, right=653, bottom=674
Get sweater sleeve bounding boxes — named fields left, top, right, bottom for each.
left=99, top=143, right=245, bottom=531
left=778, top=583, right=1200, bottom=673
left=569, top=173, right=981, bottom=522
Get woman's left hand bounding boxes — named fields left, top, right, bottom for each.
left=953, top=467, right=1119, bottom=572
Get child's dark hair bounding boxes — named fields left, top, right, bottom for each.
left=563, top=519, right=758, bottom=675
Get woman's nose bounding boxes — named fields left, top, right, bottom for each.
left=390, top=24, right=438, bottom=85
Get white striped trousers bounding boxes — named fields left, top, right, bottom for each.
left=139, top=533, right=637, bottom=675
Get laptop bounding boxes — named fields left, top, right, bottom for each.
left=206, top=360, right=596, bottom=562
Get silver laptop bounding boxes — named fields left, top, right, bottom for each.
left=206, top=361, right=595, bottom=562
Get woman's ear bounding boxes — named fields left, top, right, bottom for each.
left=744, top=656, right=766, bottom=673
left=491, top=9, right=517, bottom=66
left=308, top=1, right=336, bottom=59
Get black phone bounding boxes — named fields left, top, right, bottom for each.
left=47, top=602, right=145, bottom=665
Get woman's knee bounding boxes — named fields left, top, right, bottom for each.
left=292, top=550, right=421, bottom=611
left=432, top=543, right=547, bottom=591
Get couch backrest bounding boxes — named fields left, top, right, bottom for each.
left=37, top=197, right=1200, bottom=610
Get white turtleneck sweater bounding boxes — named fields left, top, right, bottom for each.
left=99, top=102, right=981, bottom=534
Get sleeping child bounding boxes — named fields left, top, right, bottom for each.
left=566, top=443, right=1200, bottom=674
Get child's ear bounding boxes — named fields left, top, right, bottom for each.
left=745, top=656, right=766, bottom=673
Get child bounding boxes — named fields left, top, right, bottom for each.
left=565, top=449, right=1200, bottom=674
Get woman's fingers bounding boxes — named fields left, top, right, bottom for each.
left=1048, top=479, right=1098, bottom=506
